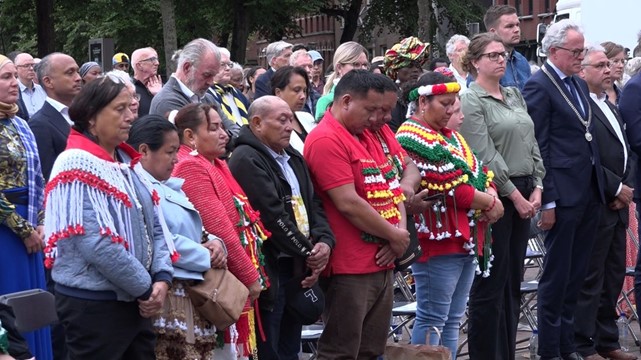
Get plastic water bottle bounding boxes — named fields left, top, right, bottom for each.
left=617, top=313, right=630, bottom=352
left=529, top=330, right=539, bottom=359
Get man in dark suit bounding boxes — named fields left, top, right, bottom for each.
left=253, top=41, right=293, bottom=100
left=574, top=45, right=636, bottom=360
left=522, top=20, right=605, bottom=360
left=29, top=53, right=81, bottom=181
left=27, top=52, right=81, bottom=360
left=620, top=48, right=641, bottom=341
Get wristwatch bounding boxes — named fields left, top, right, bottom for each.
left=535, top=185, right=544, bottom=191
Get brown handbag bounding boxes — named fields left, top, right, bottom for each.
left=384, top=326, right=451, bottom=360
left=384, top=343, right=451, bottom=360
left=186, top=268, right=249, bottom=330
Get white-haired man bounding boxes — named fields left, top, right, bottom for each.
left=523, top=20, right=605, bottom=360
left=209, top=47, right=250, bottom=137
left=149, top=38, right=221, bottom=117
left=15, top=53, right=46, bottom=120
left=445, top=34, right=471, bottom=90
left=131, top=47, right=162, bottom=116
left=289, top=49, right=319, bottom=115
left=254, top=41, right=293, bottom=99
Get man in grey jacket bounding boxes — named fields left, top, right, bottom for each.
left=149, top=38, right=240, bottom=140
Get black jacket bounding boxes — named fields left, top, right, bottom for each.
left=28, top=101, right=71, bottom=181
left=229, top=125, right=335, bottom=309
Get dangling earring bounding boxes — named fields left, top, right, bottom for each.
left=189, top=142, right=198, bottom=156
left=395, top=79, right=401, bottom=84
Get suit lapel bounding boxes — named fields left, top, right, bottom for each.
left=169, top=77, right=191, bottom=103
left=591, top=98, right=618, bottom=139
left=17, top=91, right=29, bottom=121
left=43, top=102, right=71, bottom=138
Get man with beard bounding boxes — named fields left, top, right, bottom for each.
left=484, top=5, right=531, bottom=90
left=149, top=38, right=221, bottom=117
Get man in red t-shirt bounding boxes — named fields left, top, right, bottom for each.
left=304, top=70, right=410, bottom=359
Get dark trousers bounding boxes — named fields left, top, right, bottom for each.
left=537, top=182, right=601, bottom=358
left=56, top=293, right=156, bottom=360
left=634, top=199, right=641, bottom=334
left=46, top=269, right=67, bottom=360
left=256, top=258, right=303, bottom=360
left=575, top=205, right=628, bottom=355
left=316, top=270, right=393, bottom=360
left=467, top=179, right=533, bottom=360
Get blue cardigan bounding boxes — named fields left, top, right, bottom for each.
left=143, top=170, right=220, bottom=281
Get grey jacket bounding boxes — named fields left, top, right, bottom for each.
left=149, top=76, right=239, bottom=139
left=52, top=150, right=173, bottom=302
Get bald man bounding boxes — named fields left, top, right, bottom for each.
left=14, top=53, right=46, bottom=120
left=228, top=96, right=334, bottom=360
left=131, top=47, right=162, bottom=117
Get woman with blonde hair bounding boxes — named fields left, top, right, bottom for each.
left=315, top=41, right=368, bottom=120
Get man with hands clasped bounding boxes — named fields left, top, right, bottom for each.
left=574, top=44, right=636, bottom=360
left=522, top=20, right=605, bottom=360
left=228, top=96, right=335, bottom=360
left=304, top=71, right=410, bottom=359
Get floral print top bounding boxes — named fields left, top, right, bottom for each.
left=0, top=118, right=41, bottom=239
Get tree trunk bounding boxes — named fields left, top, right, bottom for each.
left=339, top=0, right=363, bottom=43
left=160, top=0, right=178, bottom=77
left=417, top=0, right=431, bottom=44
left=230, top=1, right=251, bottom=64
left=433, top=1, right=455, bottom=57
left=35, top=0, right=55, bottom=57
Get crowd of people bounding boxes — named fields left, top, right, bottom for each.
left=3, top=3, right=641, bottom=360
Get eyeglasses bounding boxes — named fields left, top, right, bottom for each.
left=220, top=62, right=233, bottom=69
left=583, top=61, right=611, bottom=70
left=480, top=51, right=509, bottom=62
left=611, top=58, right=627, bottom=65
left=349, top=61, right=369, bottom=69
left=140, top=56, right=158, bottom=63
left=16, top=64, right=35, bottom=69
left=556, top=46, right=588, bottom=58
left=132, top=93, right=141, bottom=101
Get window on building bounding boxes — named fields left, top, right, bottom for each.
left=528, top=0, right=533, bottom=15
left=515, top=0, right=521, bottom=15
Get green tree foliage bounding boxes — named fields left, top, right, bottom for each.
left=359, top=0, right=484, bottom=54
left=360, top=0, right=418, bottom=41
left=0, top=0, right=327, bottom=66
left=0, top=0, right=38, bottom=55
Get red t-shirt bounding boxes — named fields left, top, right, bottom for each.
left=304, top=114, right=400, bottom=275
